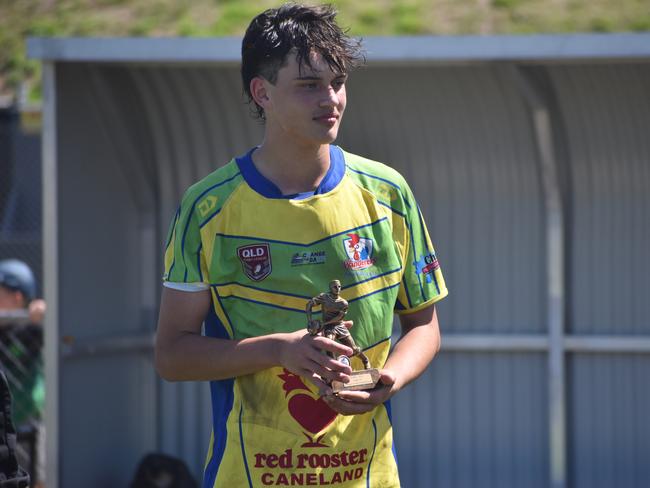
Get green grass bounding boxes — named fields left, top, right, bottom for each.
left=0, top=0, right=648, bottom=104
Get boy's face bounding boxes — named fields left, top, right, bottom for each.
left=260, top=51, right=347, bottom=147
left=0, top=285, right=24, bottom=310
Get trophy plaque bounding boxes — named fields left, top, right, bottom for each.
left=306, top=280, right=380, bottom=393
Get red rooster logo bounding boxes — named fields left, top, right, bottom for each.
left=346, top=233, right=361, bottom=261
left=278, top=369, right=338, bottom=448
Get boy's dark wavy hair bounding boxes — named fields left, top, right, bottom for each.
left=241, top=3, right=363, bottom=120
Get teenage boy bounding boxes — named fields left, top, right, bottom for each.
left=155, top=4, right=448, bottom=487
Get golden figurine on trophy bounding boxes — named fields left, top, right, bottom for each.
left=306, top=280, right=380, bottom=392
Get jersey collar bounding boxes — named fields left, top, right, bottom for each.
left=235, top=145, right=345, bottom=200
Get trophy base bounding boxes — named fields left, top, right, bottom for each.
left=331, top=368, right=380, bottom=393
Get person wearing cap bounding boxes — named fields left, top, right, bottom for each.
left=0, top=259, right=46, bottom=326
left=0, top=259, right=46, bottom=486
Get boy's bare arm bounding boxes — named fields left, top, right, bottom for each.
left=323, top=303, right=441, bottom=415
left=154, top=287, right=353, bottom=390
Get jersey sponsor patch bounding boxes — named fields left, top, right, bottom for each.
left=342, top=233, right=375, bottom=270
left=237, top=243, right=272, bottom=281
left=414, top=252, right=440, bottom=283
left=290, top=251, right=327, bottom=266
left=253, top=448, right=368, bottom=486
left=253, top=370, right=369, bottom=486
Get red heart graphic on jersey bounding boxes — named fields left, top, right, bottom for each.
left=287, top=394, right=338, bottom=435
left=278, top=369, right=338, bottom=435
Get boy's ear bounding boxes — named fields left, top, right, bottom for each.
left=250, top=77, right=271, bottom=109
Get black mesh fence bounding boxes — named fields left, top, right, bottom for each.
left=0, top=106, right=43, bottom=486
left=0, top=319, right=42, bottom=484
left=0, top=108, right=42, bottom=288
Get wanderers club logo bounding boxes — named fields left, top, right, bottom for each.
left=342, top=233, right=375, bottom=270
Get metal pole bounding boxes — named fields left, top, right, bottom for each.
left=512, top=66, right=567, bottom=488
left=42, top=61, right=59, bottom=488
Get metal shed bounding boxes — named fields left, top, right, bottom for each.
left=28, top=34, right=650, bottom=488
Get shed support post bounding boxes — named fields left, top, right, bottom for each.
left=42, top=60, right=59, bottom=488
left=512, top=65, right=567, bottom=488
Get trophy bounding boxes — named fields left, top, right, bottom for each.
left=306, top=280, right=380, bottom=393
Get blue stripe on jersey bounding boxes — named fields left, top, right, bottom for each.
left=377, top=200, right=406, bottom=218
left=203, top=306, right=234, bottom=488
left=167, top=208, right=181, bottom=281
left=205, top=299, right=231, bottom=340
left=196, top=243, right=203, bottom=283
left=213, top=281, right=312, bottom=300
left=416, top=204, right=441, bottom=296
left=392, top=442, right=399, bottom=470
left=362, top=336, right=391, bottom=352
left=348, top=282, right=401, bottom=304
left=165, top=206, right=180, bottom=250
left=214, top=288, right=236, bottom=340
left=220, top=295, right=307, bottom=314
left=384, top=400, right=399, bottom=468
left=367, top=419, right=378, bottom=488
left=340, top=266, right=402, bottom=291
left=384, top=399, right=393, bottom=423
left=199, top=207, right=222, bottom=229
left=179, top=172, right=242, bottom=281
left=347, top=167, right=411, bottom=209
left=236, top=145, right=345, bottom=199
left=215, top=217, right=388, bottom=248
left=239, top=404, right=254, bottom=488
left=407, top=221, right=427, bottom=303
left=401, top=276, right=413, bottom=309
left=168, top=261, right=177, bottom=283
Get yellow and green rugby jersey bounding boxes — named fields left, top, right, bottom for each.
left=163, top=145, right=447, bottom=488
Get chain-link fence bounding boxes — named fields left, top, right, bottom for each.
left=0, top=106, right=43, bottom=486
left=0, top=107, right=42, bottom=286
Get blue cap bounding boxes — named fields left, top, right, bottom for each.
left=0, top=259, right=36, bottom=301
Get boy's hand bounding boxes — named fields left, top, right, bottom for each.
left=277, top=328, right=353, bottom=393
left=321, top=369, right=398, bottom=415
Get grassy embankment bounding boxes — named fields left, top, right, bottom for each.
left=1, top=0, right=649, bottom=104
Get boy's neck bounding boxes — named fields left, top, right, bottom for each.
left=251, top=139, right=331, bottom=196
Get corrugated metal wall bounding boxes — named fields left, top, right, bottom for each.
left=547, top=64, right=650, bottom=488
left=340, top=66, right=547, bottom=335
left=52, top=59, right=650, bottom=487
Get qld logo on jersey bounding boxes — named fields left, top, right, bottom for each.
left=237, top=243, right=272, bottom=281
left=342, top=233, right=375, bottom=270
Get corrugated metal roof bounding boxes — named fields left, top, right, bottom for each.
left=27, top=33, right=650, bottom=64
